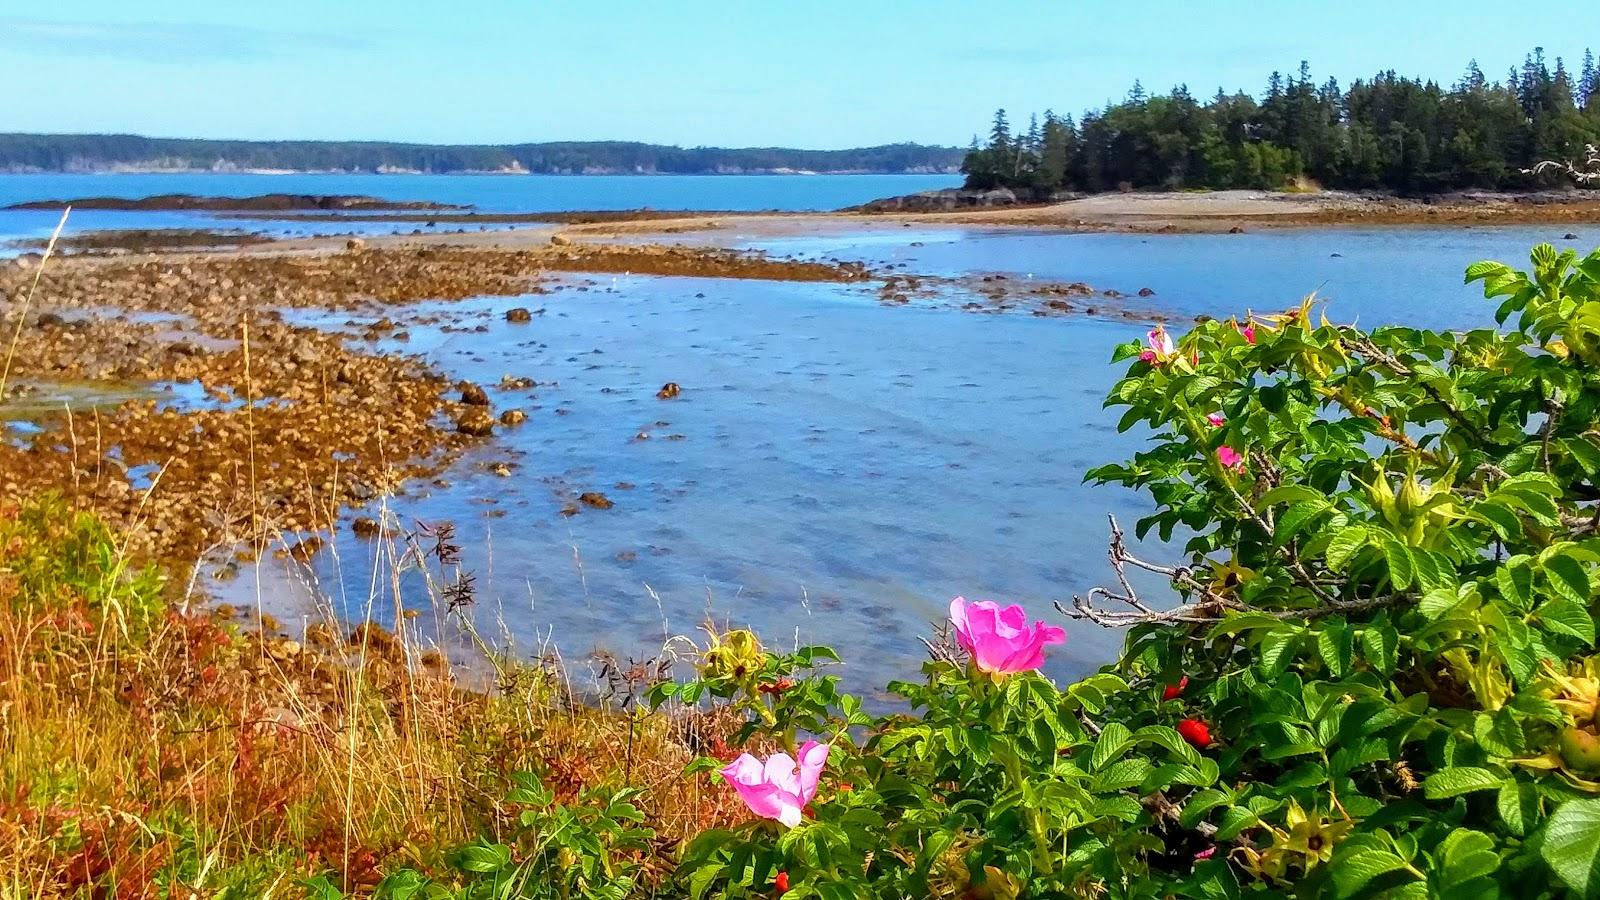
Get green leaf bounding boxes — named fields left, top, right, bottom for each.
left=1259, top=484, right=1326, bottom=507
left=1259, top=628, right=1299, bottom=679
left=1316, top=624, right=1353, bottom=678
left=1544, top=554, right=1594, bottom=606
left=1474, top=502, right=1523, bottom=540
left=1422, top=766, right=1504, bottom=800
left=1382, top=537, right=1416, bottom=590
left=687, top=862, right=724, bottom=900
left=1536, top=598, right=1596, bottom=645
left=1326, top=526, right=1369, bottom=572
left=1359, top=623, right=1399, bottom=675
left=1563, top=436, right=1600, bottom=476
left=1465, top=260, right=1513, bottom=282
left=1091, top=757, right=1155, bottom=792
left=1496, top=562, right=1536, bottom=610
left=1541, top=798, right=1600, bottom=896
left=456, top=841, right=512, bottom=874
left=1498, top=781, right=1540, bottom=838
left=1133, top=724, right=1203, bottom=767
left=1275, top=502, right=1327, bottom=545
left=1332, top=849, right=1412, bottom=896
left=297, top=877, right=346, bottom=900
left=1091, top=722, right=1133, bottom=772
left=1437, top=829, right=1500, bottom=887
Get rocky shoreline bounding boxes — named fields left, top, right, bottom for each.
left=845, top=186, right=1600, bottom=230
left=0, top=238, right=886, bottom=568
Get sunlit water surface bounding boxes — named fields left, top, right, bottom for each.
left=218, top=223, right=1600, bottom=695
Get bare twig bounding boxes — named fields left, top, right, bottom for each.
left=1059, top=516, right=1407, bottom=629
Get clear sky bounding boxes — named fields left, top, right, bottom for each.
left=1, top=1, right=1593, bottom=149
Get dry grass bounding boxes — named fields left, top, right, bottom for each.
left=0, top=496, right=743, bottom=898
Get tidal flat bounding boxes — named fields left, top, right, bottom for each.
left=4, top=211, right=1599, bottom=693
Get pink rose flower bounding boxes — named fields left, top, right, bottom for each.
left=1217, top=446, right=1246, bottom=471
left=949, top=597, right=1067, bottom=675
left=1206, top=412, right=1226, bottom=427
left=1139, top=326, right=1177, bottom=363
left=720, top=741, right=829, bottom=828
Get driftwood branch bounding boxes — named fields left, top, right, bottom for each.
left=1057, top=515, right=1406, bottom=629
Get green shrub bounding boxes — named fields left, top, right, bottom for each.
left=0, top=494, right=164, bottom=635
left=648, top=242, right=1600, bottom=898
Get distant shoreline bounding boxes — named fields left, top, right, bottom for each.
left=0, top=168, right=958, bottom=177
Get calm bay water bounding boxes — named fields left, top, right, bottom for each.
left=223, top=218, right=1600, bottom=696
left=0, top=172, right=960, bottom=249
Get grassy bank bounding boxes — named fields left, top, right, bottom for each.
left=0, top=495, right=741, bottom=898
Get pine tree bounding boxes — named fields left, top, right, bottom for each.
left=1578, top=49, right=1597, bottom=112
left=959, top=48, right=1600, bottom=195
left=988, top=109, right=1012, bottom=153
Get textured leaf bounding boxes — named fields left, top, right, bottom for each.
left=1544, top=554, right=1593, bottom=606
left=1382, top=537, right=1416, bottom=589
left=1316, top=624, right=1353, bottom=678
left=1090, top=722, right=1133, bottom=772
left=1422, top=766, right=1504, bottom=799
left=1326, top=526, right=1369, bottom=572
left=1332, top=849, right=1412, bottom=895
left=1536, top=598, right=1596, bottom=645
left=1498, top=781, right=1540, bottom=838
left=1541, top=799, right=1600, bottom=896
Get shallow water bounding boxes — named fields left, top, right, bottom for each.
left=188, top=224, right=1600, bottom=695
left=0, top=173, right=960, bottom=250
left=742, top=224, right=1600, bottom=330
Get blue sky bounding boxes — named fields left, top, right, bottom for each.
left=1, top=2, right=1593, bottom=148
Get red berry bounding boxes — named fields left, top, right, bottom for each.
left=1162, top=676, right=1189, bottom=700
left=774, top=870, right=790, bottom=894
left=1177, top=718, right=1212, bottom=749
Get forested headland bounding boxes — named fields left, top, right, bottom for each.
left=0, top=135, right=963, bottom=175
left=963, top=48, right=1600, bottom=194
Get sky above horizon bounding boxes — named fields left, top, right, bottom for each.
left=1, top=2, right=1594, bottom=149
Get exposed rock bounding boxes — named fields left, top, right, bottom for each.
left=849, top=187, right=1080, bottom=213
left=1565, top=232, right=1581, bottom=240
left=286, top=536, right=323, bottom=562
left=1137, top=287, right=1156, bottom=297
left=505, top=306, right=532, bottom=323
left=550, top=233, right=572, bottom=246
left=499, top=408, right=527, bottom=426
left=656, top=382, right=681, bottom=400
left=345, top=238, right=367, bottom=253
left=352, top=517, right=381, bottom=539
left=460, top=382, right=490, bottom=406
left=455, top=409, right=495, bottom=436
left=579, top=491, right=614, bottom=509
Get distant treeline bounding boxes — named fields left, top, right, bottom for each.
left=964, top=48, right=1600, bottom=194
left=0, top=134, right=963, bottom=175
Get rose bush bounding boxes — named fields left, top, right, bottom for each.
left=652, top=242, right=1600, bottom=899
